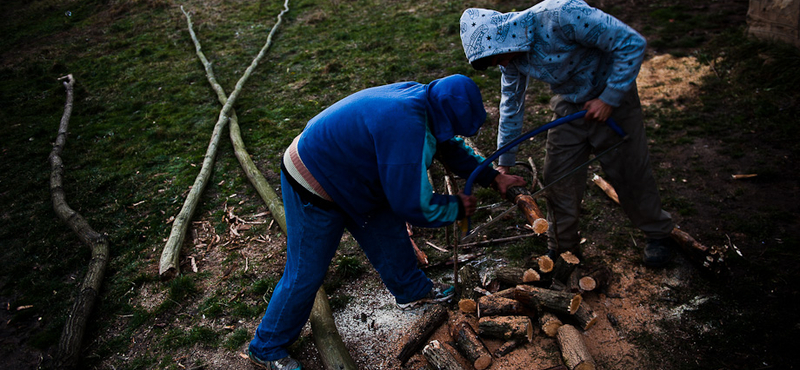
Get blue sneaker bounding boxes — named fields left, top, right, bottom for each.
left=397, top=281, right=454, bottom=310
left=248, top=351, right=302, bottom=370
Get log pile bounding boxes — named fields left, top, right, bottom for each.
left=402, top=253, right=613, bottom=370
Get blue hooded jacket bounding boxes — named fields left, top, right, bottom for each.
left=294, top=74, right=498, bottom=227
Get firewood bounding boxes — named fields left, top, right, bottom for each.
left=457, top=265, right=481, bottom=300
left=422, top=340, right=467, bottom=370
left=507, top=186, right=549, bottom=234
left=539, top=311, right=563, bottom=338
left=514, top=285, right=582, bottom=315
left=553, top=252, right=581, bottom=284
left=478, top=315, right=533, bottom=342
left=536, top=254, right=555, bottom=273
left=459, top=299, right=477, bottom=314
left=581, top=267, right=611, bottom=293
left=397, top=305, right=448, bottom=364
left=494, top=338, right=524, bottom=357
left=670, top=227, right=728, bottom=273
left=492, top=287, right=517, bottom=299
left=477, top=295, right=525, bottom=317
left=557, top=324, right=597, bottom=370
left=571, top=302, right=599, bottom=331
left=451, top=321, right=493, bottom=370
left=496, top=266, right=541, bottom=287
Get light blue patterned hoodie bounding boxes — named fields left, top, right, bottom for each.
left=459, top=0, right=646, bottom=166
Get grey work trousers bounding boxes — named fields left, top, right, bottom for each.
left=543, top=84, right=673, bottom=251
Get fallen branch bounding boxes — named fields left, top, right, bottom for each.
left=160, top=2, right=290, bottom=279
left=49, top=74, right=110, bottom=369
left=397, top=305, right=448, bottom=364
left=181, top=5, right=356, bottom=369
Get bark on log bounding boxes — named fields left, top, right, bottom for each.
left=422, top=340, right=467, bottom=370
left=553, top=252, right=581, bottom=284
left=397, top=305, right=448, bottom=364
left=581, top=267, right=611, bottom=293
left=571, top=302, right=599, bottom=331
left=457, top=264, right=481, bottom=300
left=495, top=266, right=541, bottom=287
left=539, top=311, right=563, bottom=338
left=478, top=315, right=533, bottom=342
left=477, top=295, right=525, bottom=317
left=494, top=338, right=524, bottom=358
left=557, top=324, right=597, bottom=370
left=514, top=285, right=582, bottom=315
left=451, top=321, right=493, bottom=370
left=310, top=288, right=359, bottom=370
left=507, top=186, right=549, bottom=234
left=50, top=74, right=111, bottom=369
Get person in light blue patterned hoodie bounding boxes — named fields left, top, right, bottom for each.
left=460, top=0, right=677, bottom=267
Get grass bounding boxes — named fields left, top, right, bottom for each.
left=1, top=0, right=799, bottom=369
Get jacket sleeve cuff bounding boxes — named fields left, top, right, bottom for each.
left=598, top=87, right=627, bottom=107
left=475, top=167, right=500, bottom=189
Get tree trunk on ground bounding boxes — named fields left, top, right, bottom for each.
left=557, top=324, right=596, bottom=370
left=50, top=74, right=111, bottom=370
left=397, top=305, right=448, bottom=364
left=310, top=287, right=358, bottom=370
left=451, top=321, right=493, bottom=370
left=457, top=264, right=481, bottom=300
left=423, top=340, right=467, bottom=370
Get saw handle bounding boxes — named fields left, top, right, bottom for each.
left=463, top=111, right=625, bottom=196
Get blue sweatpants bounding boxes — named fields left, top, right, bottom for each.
left=249, top=172, right=432, bottom=361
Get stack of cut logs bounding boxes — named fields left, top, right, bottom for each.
left=397, top=251, right=611, bottom=370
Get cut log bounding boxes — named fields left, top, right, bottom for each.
left=494, top=338, right=524, bottom=358
left=571, top=302, right=599, bottom=331
left=422, top=340, right=467, bottom=370
left=457, top=264, right=481, bottom=300
left=539, top=311, right=563, bottom=338
left=397, top=305, right=448, bottom=364
left=451, top=321, right=493, bottom=370
left=514, top=285, right=582, bottom=315
left=535, top=254, right=555, bottom=274
left=496, top=266, right=541, bottom=287
left=557, top=324, right=596, bottom=370
left=671, top=227, right=728, bottom=273
left=582, top=267, right=611, bottom=293
left=492, top=287, right=517, bottom=299
left=477, top=295, right=525, bottom=318
left=459, top=299, right=477, bottom=314
left=507, top=186, right=549, bottom=234
left=478, top=315, right=533, bottom=342
left=553, top=252, right=581, bottom=284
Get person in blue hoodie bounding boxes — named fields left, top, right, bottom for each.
left=459, top=0, right=676, bottom=268
left=247, top=74, right=525, bottom=370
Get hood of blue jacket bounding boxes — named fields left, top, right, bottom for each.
left=426, top=74, right=486, bottom=142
